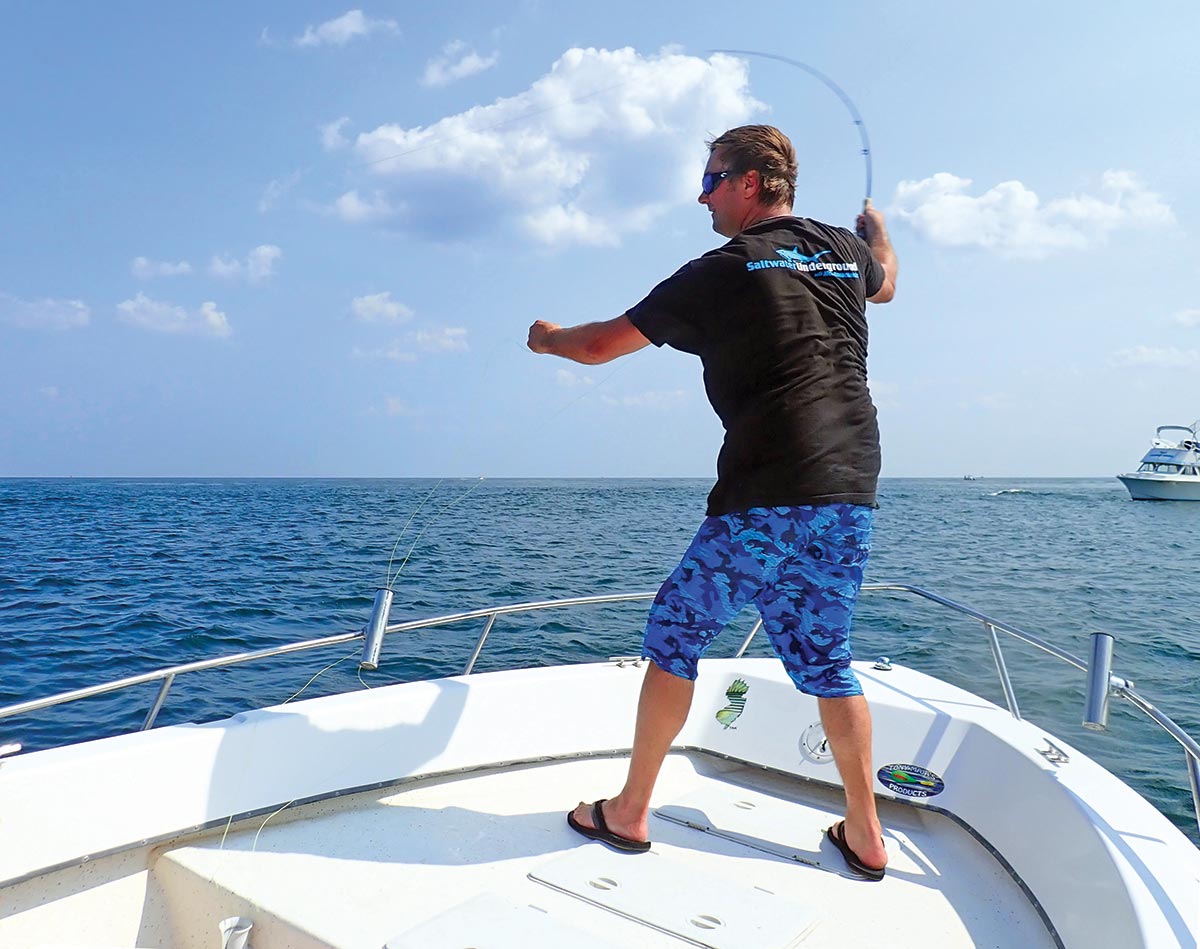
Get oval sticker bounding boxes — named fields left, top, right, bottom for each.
left=877, top=763, right=945, bottom=798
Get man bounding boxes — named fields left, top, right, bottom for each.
left=526, top=125, right=897, bottom=880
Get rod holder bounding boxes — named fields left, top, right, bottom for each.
left=1083, top=632, right=1116, bottom=730
left=359, top=588, right=394, bottom=671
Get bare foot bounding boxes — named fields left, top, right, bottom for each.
left=569, top=798, right=649, bottom=844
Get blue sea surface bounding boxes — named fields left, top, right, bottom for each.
left=2, top=477, right=1198, bottom=844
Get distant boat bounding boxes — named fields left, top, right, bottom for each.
left=963, top=475, right=982, bottom=481
left=1117, top=421, right=1200, bottom=501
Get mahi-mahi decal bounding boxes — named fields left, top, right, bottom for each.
left=715, top=678, right=749, bottom=729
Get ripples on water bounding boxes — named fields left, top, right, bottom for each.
left=1, top=477, right=1197, bottom=844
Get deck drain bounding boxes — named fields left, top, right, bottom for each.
left=689, top=914, right=725, bottom=931
left=734, top=800, right=756, bottom=810
left=587, top=876, right=619, bottom=891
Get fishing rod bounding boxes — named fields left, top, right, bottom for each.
left=709, top=49, right=874, bottom=212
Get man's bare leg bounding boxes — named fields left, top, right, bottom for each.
left=570, top=662, right=693, bottom=842
left=819, top=694, right=887, bottom=869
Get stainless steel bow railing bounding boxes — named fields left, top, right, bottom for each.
left=1, top=583, right=1197, bottom=835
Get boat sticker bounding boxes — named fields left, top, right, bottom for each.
left=715, top=678, right=749, bottom=729
left=877, top=763, right=945, bottom=798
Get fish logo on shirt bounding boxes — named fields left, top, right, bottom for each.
left=777, top=247, right=831, bottom=265
left=715, top=678, right=749, bottom=729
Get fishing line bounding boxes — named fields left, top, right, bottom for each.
left=378, top=340, right=640, bottom=581
left=281, top=650, right=359, bottom=704
left=350, top=343, right=642, bottom=689
left=251, top=799, right=297, bottom=852
left=708, top=49, right=874, bottom=209
left=387, top=476, right=486, bottom=587
left=383, top=478, right=446, bottom=587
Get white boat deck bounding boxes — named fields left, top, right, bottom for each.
left=149, top=751, right=1056, bottom=948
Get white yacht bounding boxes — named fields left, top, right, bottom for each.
left=1118, top=422, right=1200, bottom=500
left=1, top=585, right=1198, bottom=948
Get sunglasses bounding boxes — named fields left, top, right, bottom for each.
left=701, top=169, right=736, bottom=195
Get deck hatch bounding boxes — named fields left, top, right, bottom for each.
left=384, top=892, right=623, bottom=948
left=655, top=786, right=843, bottom=874
left=528, top=845, right=820, bottom=947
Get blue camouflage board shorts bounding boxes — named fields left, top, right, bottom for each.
left=642, top=503, right=872, bottom=697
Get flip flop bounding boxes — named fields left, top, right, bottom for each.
left=566, top=799, right=651, bottom=853
left=826, top=821, right=886, bottom=881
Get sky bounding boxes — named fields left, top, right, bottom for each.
left=2, top=1, right=1198, bottom=479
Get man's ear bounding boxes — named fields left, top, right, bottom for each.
left=741, top=169, right=761, bottom=200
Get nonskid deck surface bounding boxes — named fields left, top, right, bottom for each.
left=156, top=752, right=1057, bottom=948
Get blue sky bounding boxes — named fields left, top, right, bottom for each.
left=2, top=1, right=1197, bottom=478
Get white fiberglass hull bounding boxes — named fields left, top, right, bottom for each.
left=1118, top=473, right=1200, bottom=501
left=2, top=658, right=1198, bottom=948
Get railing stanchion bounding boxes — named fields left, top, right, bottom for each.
left=141, top=674, right=175, bottom=731
left=463, top=614, right=498, bottom=675
left=984, top=621, right=1022, bottom=720
left=734, top=619, right=764, bottom=658
left=1187, top=751, right=1200, bottom=839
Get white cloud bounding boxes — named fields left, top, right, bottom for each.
left=352, top=325, right=469, bottom=362
left=210, top=244, right=282, bottom=282
left=117, top=293, right=231, bottom=337
left=891, top=170, right=1174, bottom=258
left=321, top=117, right=352, bottom=151
left=351, top=291, right=413, bottom=323
left=295, top=10, right=397, bottom=48
left=1111, top=345, right=1199, bottom=368
left=523, top=204, right=620, bottom=247
left=38, top=386, right=61, bottom=401
left=330, top=189, right=397, bottom=223
left=601, top=389, right=688, bottom=409
left=1171, top=309, right=1200, bottom=328
left=344, top=47, right=763, bottom=245
left=421, top=40, right=499, bottom=87
left=259, top=171, right=302, bottom=212
left=555, top=368, right=595, bottom=388
left=0, top=292, right=90, bottom=330
left=411, top=327, right=467, bottom=352
left=131, top=256, right=192, bottom=279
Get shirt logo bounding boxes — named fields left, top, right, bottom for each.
left=777, top=247, right=830, bottom=264
left=745, top=245, right=861, bottom=279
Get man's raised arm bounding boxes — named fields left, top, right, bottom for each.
left=856, top=203, right=897, bottom=304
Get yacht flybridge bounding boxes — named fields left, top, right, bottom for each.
left=1118, top=421, right=1200, bottom=501
left=1, top=585, right=1198, bottom=948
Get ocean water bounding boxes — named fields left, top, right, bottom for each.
left=2, top=477, right=1198, bottom=844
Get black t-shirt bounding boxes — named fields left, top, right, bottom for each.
left=626, top=215, right=883, bottom=515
